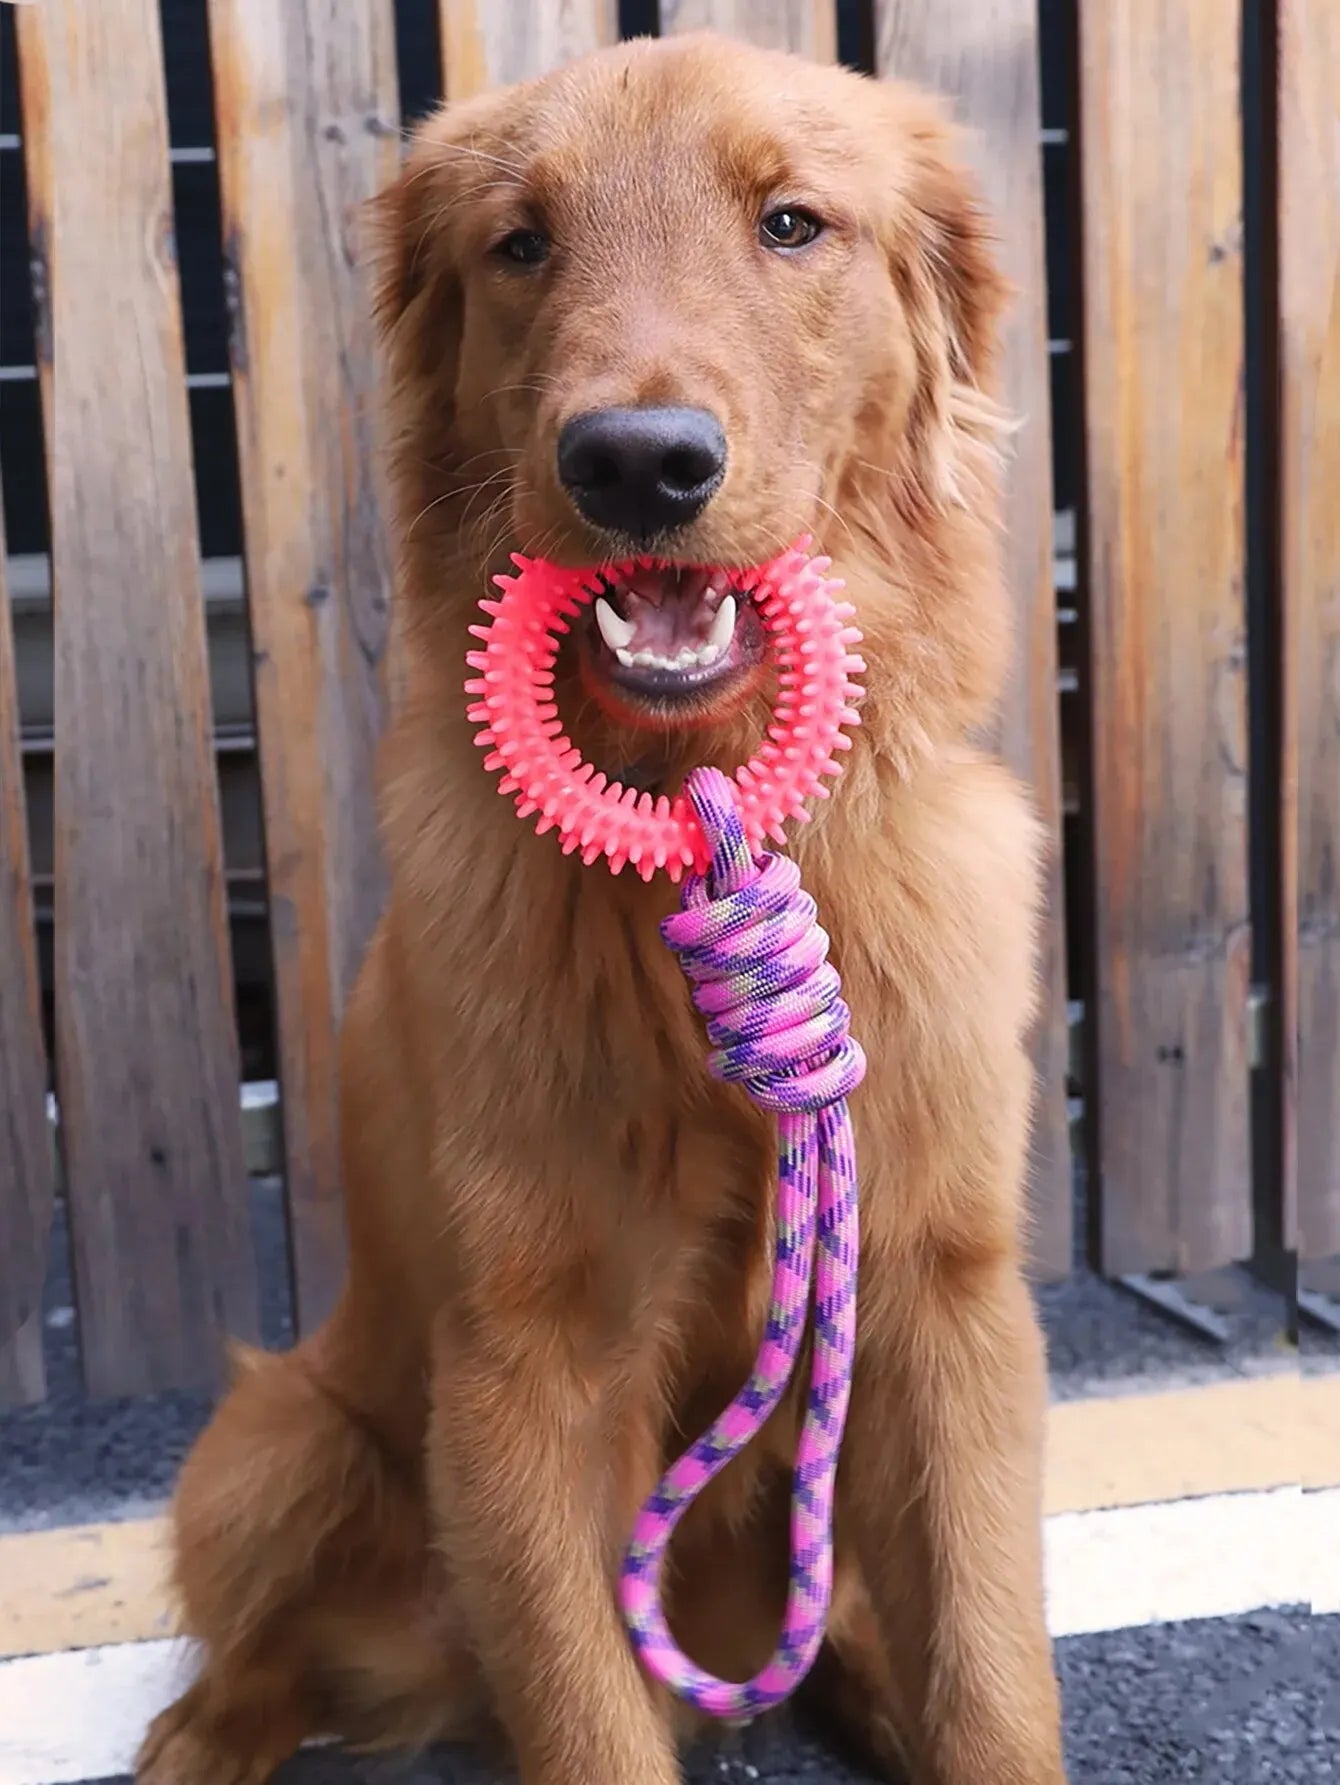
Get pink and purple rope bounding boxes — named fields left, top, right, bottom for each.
left=618, top=766, right=865, bottom=1718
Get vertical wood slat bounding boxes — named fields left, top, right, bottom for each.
left=1279, top=0, right=1340, bottom=1261
left=208, top=0, right=400, bottom=1333
left=16, top=0, right=258, bottom=1396
left=874, top=3, right=1073, bottom=1276
left=1078, top=1, right=1251, bottom=1273
left=659, top=0, right=837, bottom=61
left=0, top=498, right=54, bottom=1406
left=440, top=0, right=619, bottom=99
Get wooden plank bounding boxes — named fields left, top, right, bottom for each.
left=16, top=0, right=258, bottom=1396
left=440, top=0, right=619, bottom=99
left=1280, top=0, right=1340, bottom=1260
left=0, top=493, right=54, bottom=1405
left=873, top=3, right=1072, bottom=1274
left=660, top=0, right=837, bottom=61
left=1077, top=1, right=1251, bottom=1273
left=207, top=0, right=400, bottom=1331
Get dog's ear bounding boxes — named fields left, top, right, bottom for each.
left=364, top=95, right=512, bottom=397
left=889, top=88, right=1009, bottom=387
left=367, top=152, right=434, bottom=339
left=366, top=123, right=463, bottom=386
left=871, top=87, right=1011, bottom=511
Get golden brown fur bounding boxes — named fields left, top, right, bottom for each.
left=139, top=34, right=1066, bottom=1785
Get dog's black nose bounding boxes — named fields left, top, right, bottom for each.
left=557, top=406, right=727, bottom=541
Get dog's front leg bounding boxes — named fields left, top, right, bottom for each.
left=840, top=1246, right=1068, bottom=1785
left=427, top=1285, right=680, bottom=1785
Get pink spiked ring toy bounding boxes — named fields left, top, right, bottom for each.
left=464, top=541, right=865, bottom=880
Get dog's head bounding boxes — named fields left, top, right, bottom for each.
left=374, top=33, right=1011, bottom=777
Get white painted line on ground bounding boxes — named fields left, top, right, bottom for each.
left=0, top=1488, right=1324, bottom=1785
left=1044, top=1485, right=1305, bottom=1637
left=1309, top=1487, right=1340, bottom=1616
left=0, top=1639, right=193, bottom=1785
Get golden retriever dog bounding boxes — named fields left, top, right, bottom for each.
left=138, top=31, right=1066, bottom=1785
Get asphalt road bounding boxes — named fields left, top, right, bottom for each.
left=77, top=1611, right=1334, bottom=1785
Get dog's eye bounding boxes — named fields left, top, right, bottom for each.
left=495, top=228, right=550, bottom=267
left=759, top=208, right=824, bottom=252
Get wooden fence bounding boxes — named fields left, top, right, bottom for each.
left=0, top=0, right=1333, bottom=1402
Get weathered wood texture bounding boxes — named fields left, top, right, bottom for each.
left=208, top=0, right=400, bottom=1331
left=874, top=2, right=1072, bottom=1274
left=16, top=0, right=258, bottom=1396
left=1078, top=1, right=1251, bottom=1273
left=440, top=0, right=619, bottom=98
left=0, top=498, right=53, bottom=1406
left=1280, top=0, right=1340, bottom=1260
left=660, top=1, right=836, bottom=60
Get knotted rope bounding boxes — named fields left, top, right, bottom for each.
left=618, top=766, right=865, bottom=1718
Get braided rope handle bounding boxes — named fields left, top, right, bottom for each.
left=618, top=768, right=864, bottom=1718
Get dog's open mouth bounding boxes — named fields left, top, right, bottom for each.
left=580, top=561, right=767, bottom=711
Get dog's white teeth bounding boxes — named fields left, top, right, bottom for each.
left=707, top=594, right=737, bottom=655
left=595, top=596, right=635, bottom=652
left=622, top=648, right=711, bottom=673
left=607, top=608, right=737, bottom=677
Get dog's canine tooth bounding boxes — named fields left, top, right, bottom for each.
left=707, top=594, right=737, bottom=654
left=595, top=596, right=635, bottom=651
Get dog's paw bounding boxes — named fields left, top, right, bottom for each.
left=136, top=1689, right=294, bottom=1785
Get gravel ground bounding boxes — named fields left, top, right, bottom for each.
left=1055, top=1609, right=1337, bottom=1783
left=76, top=1612, right=1336, bottom=1785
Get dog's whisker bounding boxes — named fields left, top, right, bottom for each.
left=475, top=483, right=530, bottom=568
left=424, top=139, right=528, bottom=182
left=801, top=485, right=857, bottom=551
left=450, top=446, right=524, bottom=475
left=406, top=487, right=460, bottom=541
left=466, top=486, right=521, bottom=561
left=477, top=380, right=559, bottom=405
left=459, top=472, right=521, bottom=538
left=408, top=461, right=521, bottom=545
